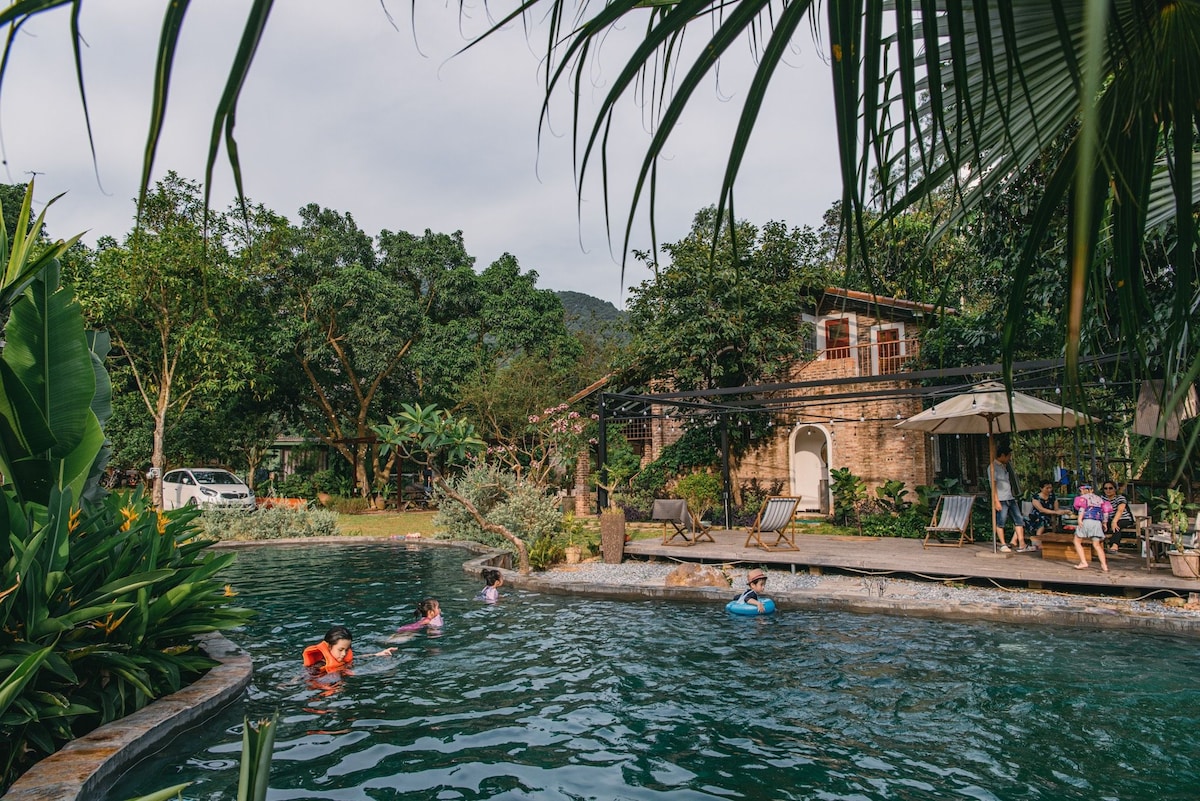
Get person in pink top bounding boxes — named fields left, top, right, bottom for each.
left=396, top=598, right=443, bottom=632
left=1072, top=482, right=1111, bottom=572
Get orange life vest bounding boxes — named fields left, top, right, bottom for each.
left=302, top=641, right=353, bottom=672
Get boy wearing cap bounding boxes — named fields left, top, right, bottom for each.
left=737, top=569, right=769, bottom=612
left=1072, top=482, right=1111, bottom=572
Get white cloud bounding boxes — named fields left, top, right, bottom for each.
left=0, top=1, right=839, bottom=307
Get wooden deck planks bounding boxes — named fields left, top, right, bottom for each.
left=623, top=529, right=1198, bottom=595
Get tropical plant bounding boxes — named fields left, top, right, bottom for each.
left=1154, top=487, right=1195, bottom=552
left=875, top=479, right=911, bottom=514
left=0, top=184, right=252, bottom=791
left=506, top=1, right=1197, bottom=407
left=129, top=714, right=277, bottom=801
left=374, top=403, right=544, bottom=572
left=829, top=467, right=866, bottom=526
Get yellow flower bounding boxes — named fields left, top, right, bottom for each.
left=68, top=507, right=83, bottom=534
left=223, top=584, right=238, bottom=597
left=102, top=608, right=132, bottom=635
left=157, top=511, right=168, bottom=535
left=119, top=506, right=138, bottom=532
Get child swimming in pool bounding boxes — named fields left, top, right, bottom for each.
left=476, top=568, right=503, bottom=603
left=396, top=598, right=443, bottom=632
left=734, top=568, right=769, bottom=613
left=302, top=625, right=395, bottom=673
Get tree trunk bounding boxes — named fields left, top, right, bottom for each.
left=355, top=441, right=370, bottom=499
left=435, top=476, right=530, bottom=574
left=151, top=405, right=166, bottom=509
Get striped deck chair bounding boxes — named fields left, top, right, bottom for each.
left=743, top=496, right=801, bottom=551
left=923, top=494, right=975, bottom=548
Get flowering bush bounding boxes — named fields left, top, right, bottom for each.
left=488, top=403, right=599, bottom=487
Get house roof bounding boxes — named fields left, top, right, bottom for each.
left=814, top=287, right=955, bottom=321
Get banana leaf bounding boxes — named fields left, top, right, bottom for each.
left=0, top=643, right=53, bottom=720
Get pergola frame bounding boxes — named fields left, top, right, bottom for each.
left=595, top=354, right=1124, bottom=524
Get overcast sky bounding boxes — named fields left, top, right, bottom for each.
left=0, top=2, right=840, bottom=307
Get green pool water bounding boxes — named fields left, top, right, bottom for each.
left=108, top=543, right=1200, bottom=800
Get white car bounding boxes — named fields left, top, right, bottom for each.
left=161, top=468, right=256, bottom=511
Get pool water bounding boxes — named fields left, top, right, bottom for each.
left=109, top=543, right=1200, bottom=800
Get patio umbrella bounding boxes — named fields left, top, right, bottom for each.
left=896, top=381, right=1097, bottom=552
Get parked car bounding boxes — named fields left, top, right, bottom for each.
left=161, top=468, right=256, bottom=511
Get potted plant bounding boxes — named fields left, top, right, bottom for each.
left=562, top=512, right=585, bottom=564
left=595, top=459, right=636, bottom=563
left=1156, top=488, right=1199, bottom=578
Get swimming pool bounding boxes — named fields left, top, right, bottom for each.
left=109, top=543, right=1200, bottom=800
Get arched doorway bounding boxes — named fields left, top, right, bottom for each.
left=790, top=425, right=831, bottom=512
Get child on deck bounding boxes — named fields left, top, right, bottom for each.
left=302, top=625, right=395, bottom=673
left=1072, top=482, right=1111, bottom=573
left=396, top=598, right=443, bottom=632
left=476, top=569, right=503, bottom=603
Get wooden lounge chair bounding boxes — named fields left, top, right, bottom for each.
left=743, top=496, right=801, bottom=551
left=652, top=499, right=714, bottom=546
left=923, top=494, right=975, bottom=548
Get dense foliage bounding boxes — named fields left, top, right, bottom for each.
left=0, top=186, right=250, bottom=791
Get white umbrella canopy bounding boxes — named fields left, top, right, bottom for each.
left=896, top=381, right=1098, bottom=552
left=896, top=381, right=1098, bottom=435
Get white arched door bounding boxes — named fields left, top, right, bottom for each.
left=790, top=425, right=830, bottom=512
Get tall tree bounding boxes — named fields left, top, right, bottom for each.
left=2, top=1, right=1196, bottom=443
left=624, top=206, right=826, bottom=392
left=68, top=172, right=254, bottom=506
left=278, top=209, right=491, bottom=497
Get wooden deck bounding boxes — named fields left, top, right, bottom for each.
left=624, top=528, right=1200, bottom=598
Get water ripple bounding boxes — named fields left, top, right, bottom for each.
left=109, top=544, right=1200, bottom=801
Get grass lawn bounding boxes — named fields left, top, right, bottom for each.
left=335, top=510, right=439, bottom=538
left=332, top=511, right=856, bottom=543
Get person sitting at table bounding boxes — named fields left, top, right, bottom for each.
left=1026, top=479, right=1067, bottom=551
left=1101, top=481, right=1137, bottom=552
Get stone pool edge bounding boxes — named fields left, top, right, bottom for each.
left=3, top=633, right=251, bottom=801
left=465, top=555, right=1200, bottom=638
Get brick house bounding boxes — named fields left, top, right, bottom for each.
left=630, top=288, right=947, bottom=513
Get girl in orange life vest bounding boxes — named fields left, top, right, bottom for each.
left=302, top=625, right=396, bottom=673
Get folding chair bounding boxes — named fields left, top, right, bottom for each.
left=651, top=499, right=714, bottom=546
left=743, top=496, right=801, bottom=551
left=923, top=494, right=975, bottom=548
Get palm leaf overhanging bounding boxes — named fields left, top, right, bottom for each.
left=0, top=1, right=1197, bottom=418
left=489, top=0, right=1198, bottom=413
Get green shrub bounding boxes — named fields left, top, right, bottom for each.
left=310, top=469, right=350, bottom=496
left=433, top=464, right=564, bottom=561
left=326, top=496, right=370, bottom=515
left=630, top=427, right=719, bottom=495
left=860, top=508, right=927, bottom=538
left=432, top=464, right=517, bottom=547
left=271, top=472, right=313, bottom=498
left=196, top=507, right=339, bottom=540
left=0, top=186, right=251, bottom=791
left=0, top=490, right=253, bottom=791
left=675, top=471, right=722, bottom=520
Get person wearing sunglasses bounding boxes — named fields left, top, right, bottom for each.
left=1101, top=482, right=1136, bottom=553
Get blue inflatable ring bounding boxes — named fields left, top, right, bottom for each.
left=725, top=598, right=776, bottom=616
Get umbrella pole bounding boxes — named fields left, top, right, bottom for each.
left=989, top=422, right=999, bottom=553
